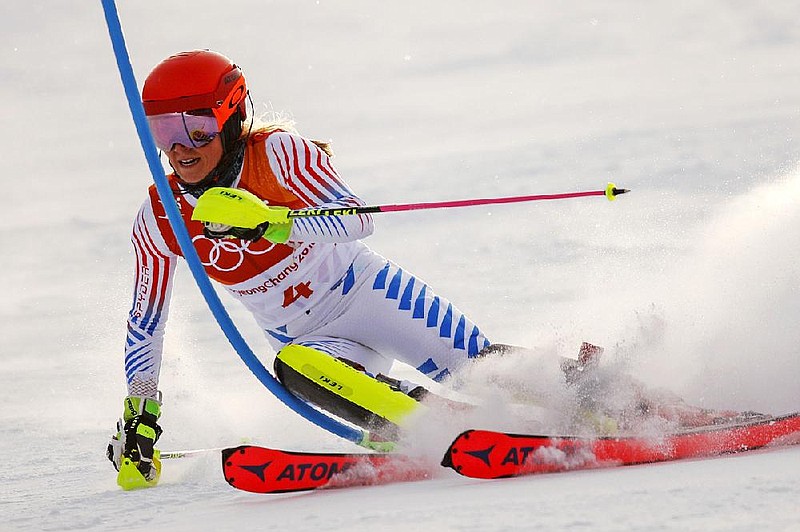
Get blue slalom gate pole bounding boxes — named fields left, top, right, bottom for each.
left=100, top=0, right=364, bottom=445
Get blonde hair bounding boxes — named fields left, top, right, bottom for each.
left=243, top=110, right=333, bottom=157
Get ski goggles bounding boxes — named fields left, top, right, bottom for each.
left=147, top=110, right=220, bottom=151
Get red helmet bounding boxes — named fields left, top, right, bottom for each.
left=142, top=50, right=247, bottom=131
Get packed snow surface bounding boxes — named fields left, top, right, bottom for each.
left=1, top=1, right=799, bottom=530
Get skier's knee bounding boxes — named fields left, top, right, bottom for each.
left=274, top=344, right=419, bottom=439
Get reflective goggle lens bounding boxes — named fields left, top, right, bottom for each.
left=147, top=112, right=220, bottom=151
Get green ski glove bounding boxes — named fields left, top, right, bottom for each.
left=107, top=395, right=163, bottom=489
left=202, top=218, right=293, bottom=244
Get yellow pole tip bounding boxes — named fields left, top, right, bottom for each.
left=605, top=182, right=630, bottom=201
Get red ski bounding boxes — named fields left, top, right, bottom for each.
left=222, top=445, right=431, bottom=493
left=442, top=412, right=800, bottom=479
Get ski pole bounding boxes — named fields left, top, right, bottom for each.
left=193, top=183, right=629, bottom=228
left=159, top=447, right=228, bottom=460
left=288, top=182, right=628, bottom=219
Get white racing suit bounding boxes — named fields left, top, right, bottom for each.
left=125, top=130, right=490, bottom=398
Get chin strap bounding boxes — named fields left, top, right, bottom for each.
left=175, top=139, right=246, bottom=198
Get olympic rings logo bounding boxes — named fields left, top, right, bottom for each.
left=192, top=234, right=275, bottom=272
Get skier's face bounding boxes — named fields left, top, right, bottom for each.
left=165, top=136, right=223, bottom=184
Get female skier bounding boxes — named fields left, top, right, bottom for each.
left=107, top=49, right=733, bottom=486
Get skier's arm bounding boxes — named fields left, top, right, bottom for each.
left=107, top=200, right=174, bottom=484
left=124, top=200, right=178, bottom=398
left=265, top=132, right=374, bottom=243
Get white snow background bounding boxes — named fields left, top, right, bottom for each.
left=1, top=1, right=799, bottom=530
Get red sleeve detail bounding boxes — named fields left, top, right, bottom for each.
left=147, top=183, right=183, bottom=256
